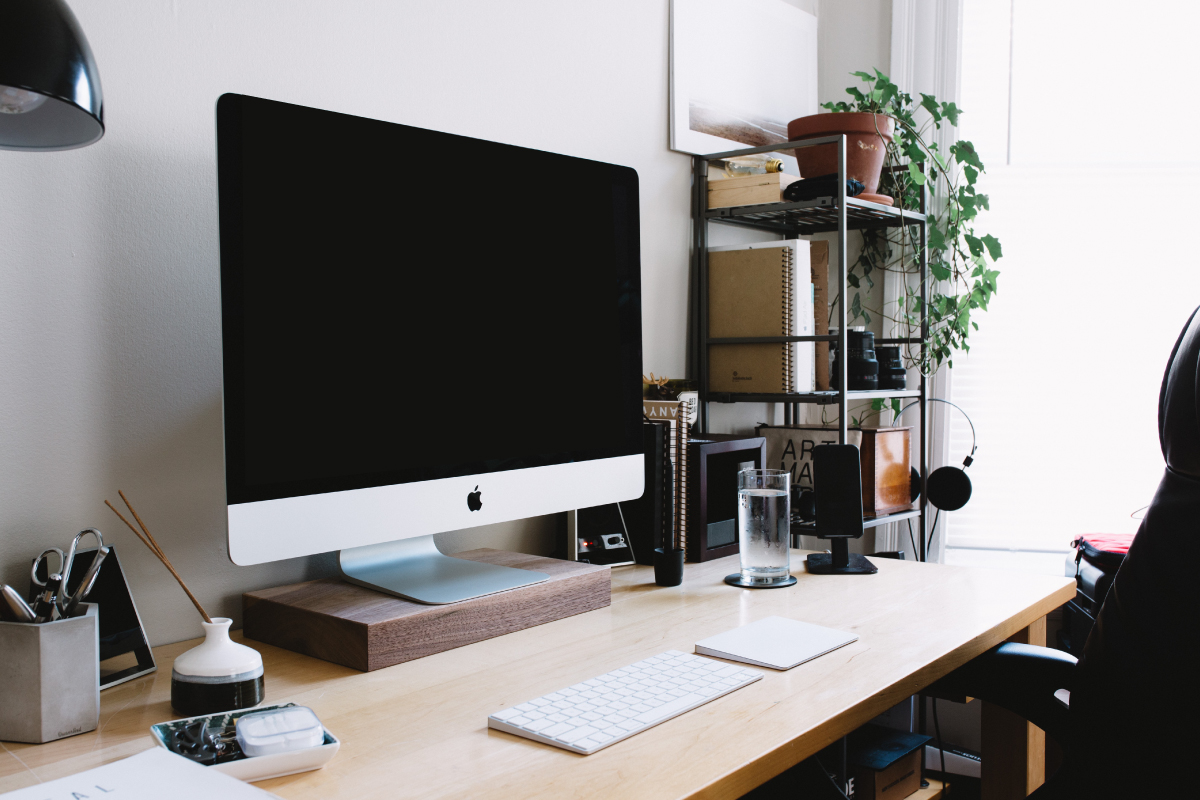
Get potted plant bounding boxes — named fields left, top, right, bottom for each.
left=793, top=70, right=1002, bottom=375
left=787, top=111, right=896, bottom=204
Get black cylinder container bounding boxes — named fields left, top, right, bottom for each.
left=832, top=329, right=879, bottom=390
left=171, top=673, right=265, bottom=717
left=876, top=346, right=906, bottom=390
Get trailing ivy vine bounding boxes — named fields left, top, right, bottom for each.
left=822, top=70, right=1001, bottom=372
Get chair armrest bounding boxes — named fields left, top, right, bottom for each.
left=928, top=643, right=1077, bottom=743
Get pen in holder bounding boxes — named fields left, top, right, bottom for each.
left=0, top=603, right=99, bottom=743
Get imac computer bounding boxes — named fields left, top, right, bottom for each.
left=216, top=94, right=644, bottom=604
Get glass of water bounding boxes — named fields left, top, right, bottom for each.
left=730, top=469, right=795, bottom=587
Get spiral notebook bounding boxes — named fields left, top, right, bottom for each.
left=707, top=241, right=814, bottom=393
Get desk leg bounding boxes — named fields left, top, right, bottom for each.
left=981, top=617, right=1047, bottom=800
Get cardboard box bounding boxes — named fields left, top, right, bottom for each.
left=859, top=427, right=914, bottom=517
left=811, top=240, right=830, bottom=390
left=848, top=724, right=931, bottom=800
left=707, top=171, right=800, bottom=209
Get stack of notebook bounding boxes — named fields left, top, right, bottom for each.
left=707, top=240, right=819, bottom=394
left=621, top=402, right=691, bottom=564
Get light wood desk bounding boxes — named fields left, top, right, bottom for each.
left=0, top=551, right=1074, bottom=800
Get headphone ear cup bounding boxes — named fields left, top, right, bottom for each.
left=797, top=489, right=817, bottom=522
left=927, top=466, right=972, bottom=511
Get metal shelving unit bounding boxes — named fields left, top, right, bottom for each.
left=690, top=135, right=932, bottom=561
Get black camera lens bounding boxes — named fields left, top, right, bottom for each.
left=831, top=329, right=879, bottom=390
left=877, top=346, right=906, bottom=390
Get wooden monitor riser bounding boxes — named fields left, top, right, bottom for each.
left=242, top=549, right=608, bottom=672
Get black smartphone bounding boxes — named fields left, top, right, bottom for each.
left=813, top=444, right=865, bottom=539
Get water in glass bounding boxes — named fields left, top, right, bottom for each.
left=737, top=470, right=791, bottom=584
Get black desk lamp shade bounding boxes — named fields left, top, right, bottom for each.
left=0, top=0, right=103, bottom=150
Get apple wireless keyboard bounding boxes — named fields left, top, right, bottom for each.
left=488, top=650, right=761, bottom=754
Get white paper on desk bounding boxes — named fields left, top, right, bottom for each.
left=0, top=747, right=282, bottom=799
left=695, top=616, right=858, bottom=670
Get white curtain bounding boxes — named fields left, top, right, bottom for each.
left=944, top=0, right=1200, bottom=566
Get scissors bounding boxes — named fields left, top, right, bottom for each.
left=30, top=528, right=106, bottom=622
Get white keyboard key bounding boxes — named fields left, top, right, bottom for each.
left=492, top=708, right=521, bottom=721
left=525, top=719, right=554, bottom=733
left=542, top=722, right=574, bottom=739
left=562, top=726, right=600, bottom=743
left=635, top=693, right=704, bottom=725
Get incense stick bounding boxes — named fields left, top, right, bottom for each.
left=105, top=494, right=212, bottom=624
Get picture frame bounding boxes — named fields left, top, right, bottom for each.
left=669, top=0, right=818, bottom=166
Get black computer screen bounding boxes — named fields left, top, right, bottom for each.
left=217, top=95, right=643, bottom=505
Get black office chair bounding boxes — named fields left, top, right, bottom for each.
left=931, top=308, right=1200, bottom=798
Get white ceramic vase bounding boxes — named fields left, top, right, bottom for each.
left=171, top=617, right=265, bottom=716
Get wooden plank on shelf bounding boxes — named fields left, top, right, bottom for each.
left=708, top=173, right=800, bottom=209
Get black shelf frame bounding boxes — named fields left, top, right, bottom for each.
left=689, top=135, right=933, bottom=561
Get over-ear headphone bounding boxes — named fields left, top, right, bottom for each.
left=896, top=399, right=977, bottom=512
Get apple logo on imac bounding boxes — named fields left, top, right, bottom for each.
left=467, top=486, right=482, bottom=512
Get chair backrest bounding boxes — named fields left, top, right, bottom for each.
left=1071, top=307, right=1200, bottom=795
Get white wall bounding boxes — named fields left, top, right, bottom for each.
left=0, top=0, right=889, bottom=646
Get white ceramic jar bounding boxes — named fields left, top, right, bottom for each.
left=171, top=617, right=264, bottom=716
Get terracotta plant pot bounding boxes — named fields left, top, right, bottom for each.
left=786, top=112, right=895, bottom=196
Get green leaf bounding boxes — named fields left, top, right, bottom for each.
left=907, top=161, right=926, bottom=185
left=941, top=102, right=961, bottom=126
left=927, top=219, right=947, bottom=251
left=852, top=70, right=875, bottom=81
left=963, top=164, right=979, bottom=186
left=919, top=93, right=941, bottom=120
left=951, top=140, right=984, bottom=171
left=964, top=234, right=984, bottom=258
left=981, top=234, right=1003, bottom=261
left=930, top=261, right=951, bottom=281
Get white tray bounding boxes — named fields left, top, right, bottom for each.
left=149, top=704, right=340, bottom=783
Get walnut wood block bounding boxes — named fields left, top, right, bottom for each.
left=242, top=549, right=610, bottom=672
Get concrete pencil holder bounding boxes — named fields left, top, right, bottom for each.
left=0, top=603, right=99, bottom=744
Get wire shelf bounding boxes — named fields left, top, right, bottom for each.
left=705, top=195, right=925, bottom=235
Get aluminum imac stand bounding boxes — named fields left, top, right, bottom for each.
left=338, top=534, right=549, bottom=605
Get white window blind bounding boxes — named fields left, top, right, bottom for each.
left=944, top=0, right=1200, bottom=554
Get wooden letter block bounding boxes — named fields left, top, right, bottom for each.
left=242, top=549, right=610, bottom=672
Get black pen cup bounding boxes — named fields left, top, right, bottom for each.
left=654, top=547, right=685, bottom=586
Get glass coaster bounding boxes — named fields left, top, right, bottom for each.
left=724, top=573, right=797, bottom=589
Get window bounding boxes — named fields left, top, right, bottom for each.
left=944, top=0, right=1200, bottom=566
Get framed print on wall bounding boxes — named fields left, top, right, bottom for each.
left=669, top=0, right=818, bottom=165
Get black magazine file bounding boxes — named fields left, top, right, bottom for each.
left=32, top=545, right=157, bottom=688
